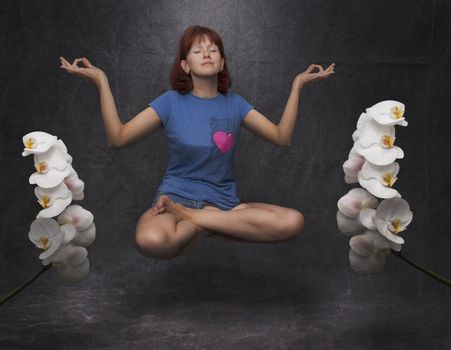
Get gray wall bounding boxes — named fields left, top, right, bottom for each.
left=1, top=1, right=450, bottom=347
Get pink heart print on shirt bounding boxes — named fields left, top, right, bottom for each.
left=212, top=130, right=234, bottom=154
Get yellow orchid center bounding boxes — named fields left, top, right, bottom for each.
left=24, top=137, right=36, bottom=149
left=38, top=196, right=51, bottom=208
left=390, top=106, right=404, bottom=119
left=39, top=236, right=50, bottom=250
left=382, top=134, right=395, bottom=148
left=382, top=172, right=396, bottom=187
left=388, top=218, right=402, bottom=234
left=35, top=161, right=48, bottom=174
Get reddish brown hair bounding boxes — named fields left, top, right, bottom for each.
left=170, top=25, right=231, bottom=94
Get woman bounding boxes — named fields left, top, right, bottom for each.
left=60, top=25, right=335, bottom=259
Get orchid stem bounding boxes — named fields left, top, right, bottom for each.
left=0, top=264, right=51, bottom=306
left=391, top=250, right=451, bottom=287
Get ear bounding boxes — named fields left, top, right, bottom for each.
left=180, top=60, right=190, bottom=74
left=220, top=58, right=224, bottom=72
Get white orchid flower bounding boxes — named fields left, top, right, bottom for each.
left=357, top=161, right=401, bottom=199
left=343, top=145, right=365, bottom=184
left=47, top=244, right=89, bottom=282
left=22, top=131, right=58, bottom=157
left=57, top=205, right=93, bottom=231
left=336, top=210, right=365, bottom=237
left=348, top=249, right=386, bottom=274
left=350, top=229, right=402, bottom=256
left=55, top=257, right=90, bottom=283
left=337, top=188, right=379, bottom=217
left=352, top=112, right=373, bottom=142
left=373, top=197, right=413, bottom=244
left=29, top=147, right=73, bottom=188
left=47, top=243, right=88, bottom=267
left=57, top=205, right=96, bottom=247
left=35, top=182, right=73, bottom=218
left=49, top=139, right=73, bottom=164
left=353, top=119, right=404, bottom=166
left=64, top=169, right=85, bottom=200
left=358, top=208, right=377, bottom=230
left=71, top=222, right=96, bottom=247
left=348, top=229, right=402, bottom=274
left=366, top=100, right=408, bottom=127
left=28, top=218, right=76, bottom=263
left=336, top=188, right=379, bottom=236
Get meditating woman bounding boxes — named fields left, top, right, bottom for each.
left=59, top=25, right=335, bottom=259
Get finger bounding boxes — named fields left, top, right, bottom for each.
left=60, top=56, right=70, bottom=66
left=316, top=65, right=325, bottom=73
left=72, top=58, right=86, bottom=67
left=60, top=57, right=73, bottom=68
left=325, top=63, right=335, bottom=72
left=82, top=57, right=93, bottom=67
left=305, top=64, right=316, bottom=73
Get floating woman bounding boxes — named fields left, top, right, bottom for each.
left=59, top=25, right=335, bottom=259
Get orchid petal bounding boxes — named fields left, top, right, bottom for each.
left=356, top=112, right=372, bottom=129
left=359, top=208, right=377, bottom=230
left=22, top=132, right=57, bottom=156
left=72, top=222, right=96, bottom=247
left=344, top=174, right=358, bottom=184
left=348, top=249, right=386, bottom=274
left=57, top=205, right=94, bottom=231
left=359, top=120, right=395, bottom=148
left=29, top=166, right=73, bottom=188
left=60, top=224, right=77, bottom=244
left=336, top=210, right=365, bottom=236
left=358, top=172, right=401, bottom=199
left=357, top=144, right=404, bottom=165
left=54, top=258, right=90, bottom=283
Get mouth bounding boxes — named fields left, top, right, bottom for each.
left=202, top=62, right=214, bottom=65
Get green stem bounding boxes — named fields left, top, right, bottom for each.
left=391, top=250, right=451, bottom=287
left=0, top=264, right=51, bottom=306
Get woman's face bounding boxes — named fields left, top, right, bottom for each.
left=181, top=35, right=224, bottom=78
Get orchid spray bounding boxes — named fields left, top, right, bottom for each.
left=0, top=132, right=96, bottom=305
left=337, top=101, right=450, bottom=286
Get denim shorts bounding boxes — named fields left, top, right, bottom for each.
left=151, top=191, right=220, bottom=210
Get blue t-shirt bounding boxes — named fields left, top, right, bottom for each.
left=148, top=89, right=254, bottom=210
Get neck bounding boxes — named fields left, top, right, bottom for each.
left=190, top=75, right=219, bottom=98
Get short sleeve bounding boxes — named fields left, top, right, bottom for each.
left=234, top=93, right=254, bottom=124
left=148, top=90, right=173, bottom=127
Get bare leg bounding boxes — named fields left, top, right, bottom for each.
left=136, top=200, right=249, bottom=259
left=157, top=195, right=305, bottom=243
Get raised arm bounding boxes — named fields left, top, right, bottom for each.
left=242, top=63, right=335, bottom=146
left=279, top=63, right=335, bottom=145
left=60, top=56, right=161, bottom=148
left=96, top=74, right=161, bottom=148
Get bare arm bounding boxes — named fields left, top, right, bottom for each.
left=277, top=83, right=303, bottom=146
left=96, top=75, right=162, bottom=148
left=242, top=63, right=335, bottom=146
left=95, top=75, right=123, bottom=147
left=60, top=56, right=161, bottom=148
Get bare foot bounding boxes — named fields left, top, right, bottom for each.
left=151, top=195, right=194, bottom=220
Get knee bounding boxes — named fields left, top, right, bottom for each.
left=135, top=229, right=178, bottom=260
left=280, top=210, right=305, bottom=240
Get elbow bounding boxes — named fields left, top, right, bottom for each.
left=107, top=139, right=121, bottom=148
left=278, top=140, right=292, bottom=147
left=107, top=128, right=123, bottom=148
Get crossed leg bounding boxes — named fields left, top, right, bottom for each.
left=135, top=195, right=304, bottom=259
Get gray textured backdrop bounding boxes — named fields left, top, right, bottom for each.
left=1, top=1, right=450, bottom=349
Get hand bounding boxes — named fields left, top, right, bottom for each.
left=59, top=56, right=106, bottom=85
left=294, top=63, right=335, bottom=89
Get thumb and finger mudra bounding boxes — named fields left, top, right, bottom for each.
left=60, top=57, right=92, bottom=75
